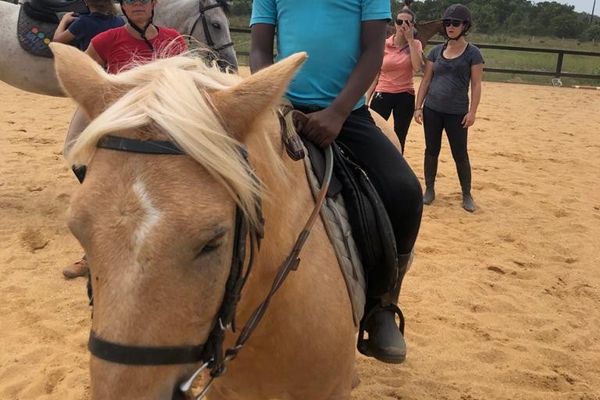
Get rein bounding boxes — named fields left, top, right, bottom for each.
left=86, top=134, right=333, bottom=399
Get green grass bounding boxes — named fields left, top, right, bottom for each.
left=468, top=33, right=600, bottom=86
left=227, top=18, right=600, bottom=86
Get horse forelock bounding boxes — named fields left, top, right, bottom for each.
left=66, top=54, right=268, bottom=227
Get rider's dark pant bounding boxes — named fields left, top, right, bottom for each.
left=338, top=106, right=422, bottom=254
left=296, top=104, right=423, bottom=255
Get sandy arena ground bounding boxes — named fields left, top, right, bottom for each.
left=1, top=73, right=599, bottom=399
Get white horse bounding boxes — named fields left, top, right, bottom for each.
left=0, top=0, right=237, bottom=97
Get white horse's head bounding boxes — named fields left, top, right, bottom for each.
left=154, top=0, right=238, bottom=69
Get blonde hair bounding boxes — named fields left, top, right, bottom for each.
left=66, top=53, right=278, bottom=227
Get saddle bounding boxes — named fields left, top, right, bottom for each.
left=17, top=0, right=88, bottom=57
left=280, top=108, right=399, bottom=325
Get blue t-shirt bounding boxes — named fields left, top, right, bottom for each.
left=250, top=0, right=390, bottom=109
left=68, top=13, right=125, bottom=51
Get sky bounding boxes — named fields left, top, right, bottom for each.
left=530, top=0, right=595, bottom=13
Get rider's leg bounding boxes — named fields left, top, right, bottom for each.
left=64, top=107, right=90, bottom=157
left=62, top=107, right=91, bottom=279
left=336, top=106, right=422, bottom=364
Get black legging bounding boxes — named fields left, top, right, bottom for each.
left=423, top=106, right=469, bottom=162
left=335, top=106, right=422, bottom=254
left=369, top=91, right=415, bottom=153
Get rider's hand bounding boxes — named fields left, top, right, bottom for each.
left=60, top=12, right=77, bottom=26
left=414, top=108, right=423, bottom=125
left=301, top=107, right=347, bottom=148
left=462, top=111, right=476, bottom=128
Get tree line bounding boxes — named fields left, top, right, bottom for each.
left=229, top=0, right=600, bottom=42
left=404, top=0, right=600, bottom=41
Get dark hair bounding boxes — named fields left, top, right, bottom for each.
left=397, top=8, right=416, bottom=23
left=86, top=0, right=118, bottom=16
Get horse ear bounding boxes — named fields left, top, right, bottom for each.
left=49, top=43, right=114, bottom=117
left=209, top=52, right=308, bottom=140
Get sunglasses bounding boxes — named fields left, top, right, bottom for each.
left=443, top=19, right=464, bottom=27
left=122, top=0, right=152, bottom=5
left=395, top=19, right=412, bottom=26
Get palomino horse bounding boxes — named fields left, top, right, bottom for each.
left=0, top=0, right=236, bottom=96
left=52, top=42, right=357, bottom=399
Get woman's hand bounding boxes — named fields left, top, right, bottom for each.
left=462, top=111, right=476, bottom=128
left=401, top=23, right=415, bottom=41
left=414, top=108, right=423, bottom=125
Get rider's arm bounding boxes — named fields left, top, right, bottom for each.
left=250, top=23, right=275, bottom=73
left=301, top=20, right=387, bottom=147
left=365, top=72, right=380, bottom=106
left=329, top=20, right=387, bottom=117
left=85, top=44, right=106, bottom=68
left=53, top=12, right=77, bottom=43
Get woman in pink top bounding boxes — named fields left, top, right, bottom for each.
left=367, top=8, right=423, bottom=153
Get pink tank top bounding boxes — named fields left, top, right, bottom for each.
left=375, top=36, right=422, bottom=94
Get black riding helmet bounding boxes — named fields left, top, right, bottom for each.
left=118, top=0, right=156, bottom=51
left=442, top=4, right=472, bottom=39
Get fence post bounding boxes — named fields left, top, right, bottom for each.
left=555, top=52, right=564, bottom=77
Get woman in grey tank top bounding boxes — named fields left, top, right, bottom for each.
left=414, top=4, right=484, bottom=212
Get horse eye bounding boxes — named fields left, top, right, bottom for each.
left=211, top=22, right=221, bottom=29
left=195, top=231, right=226, bottom=259
left=197, top=241, right=222, bottom=258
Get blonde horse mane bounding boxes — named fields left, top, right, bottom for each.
left=65, top=54, right=277, bottom=227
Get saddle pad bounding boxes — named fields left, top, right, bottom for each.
left=18, top=4, right=57, bottom=58
left=302, top=145, right=366, bottom=327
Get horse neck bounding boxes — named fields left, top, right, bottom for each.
left=154, top=0, right=192, bottom=26
left=0, top=2, right=17, bottom=23
left=242, top=114, right=314, bottom=295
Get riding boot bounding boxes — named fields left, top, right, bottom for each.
left=358, top=251, right=413, bottom=364
left=423, top=154, right=438, bottom=205
left=456, top=158, right=475, bottom=212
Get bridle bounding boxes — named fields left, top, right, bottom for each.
left=189, top=0, right=234, bottom=53
left=83, top=133, right=332, bottom=400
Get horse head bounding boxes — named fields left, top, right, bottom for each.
left=155, top=0, right=238, bottom=70
left=50, top=42, right=305, bottom=399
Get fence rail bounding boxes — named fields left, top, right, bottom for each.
left=428, top=40, right=600, bottom=80
left=229, top=27, right=600, bottom=81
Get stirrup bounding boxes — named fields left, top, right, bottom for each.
left=357, top=303, right=405, bottom=360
